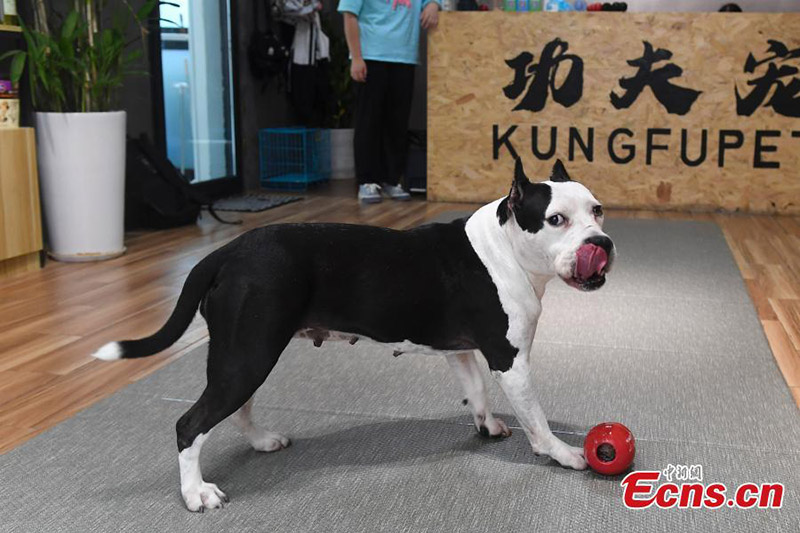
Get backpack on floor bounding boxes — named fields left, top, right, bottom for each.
left=125, top=135, right=239, bottom=230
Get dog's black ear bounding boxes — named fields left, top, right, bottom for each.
left=499, top=158, right=535, bottom=225
left=550, top=159, right=571, bottom=182
left=509, top=158, right=530, bottom=208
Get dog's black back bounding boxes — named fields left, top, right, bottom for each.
left=217, top=219, right=509, bottom=353
left=112, top=219, right=518, bottom=371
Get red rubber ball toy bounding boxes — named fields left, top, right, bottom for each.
left=584, top=422, right=636, bottom=476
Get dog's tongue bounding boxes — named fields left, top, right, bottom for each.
left=575, top=244, right=608, bottom=280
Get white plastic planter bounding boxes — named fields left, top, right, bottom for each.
left=330, top=128, right=355, bottom=180
left=35, top=111, right=127, bottom=262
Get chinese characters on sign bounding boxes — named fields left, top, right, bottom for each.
left=503, top=38, right=701, bottom=114
left=610, top=41, right=702, bottom=116
left=503, top=38, right=584, bottom=112
left=504, top=38, right=800, bottom=117
left=736, top=39, right=800, bottom=117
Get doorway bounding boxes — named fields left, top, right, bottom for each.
left=158, top=0, right=237, bottom=185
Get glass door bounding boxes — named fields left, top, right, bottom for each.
left=159, top=0, right=236, bottom=183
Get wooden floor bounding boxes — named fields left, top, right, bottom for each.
left=1, top=182, right=798, bottom=453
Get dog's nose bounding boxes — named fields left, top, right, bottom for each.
left=584, top=235, right=614, bottom=257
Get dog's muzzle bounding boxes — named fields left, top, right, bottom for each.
left=565, top=236, right=613, bottom=291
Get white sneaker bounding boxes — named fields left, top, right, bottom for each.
left=382, top=183, right=411, bottom=201
left=358, top=183, right=382, bottom=204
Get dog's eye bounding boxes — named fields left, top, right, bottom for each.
left=547, top=214, right=565, bottom=227
left=593, top=205, right=604, bottom=218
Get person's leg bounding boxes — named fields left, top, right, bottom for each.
left=354, top=60, right=389, bottom=187
left=380, top=62, right=415, bottom=197
left=290, top=63, right=315, bottom=127
left=314, top=59, right=331, bottom=129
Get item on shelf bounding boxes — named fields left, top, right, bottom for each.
left=0, top=98, right=19, bottom=128
left=517, top=0, right=543, bottom=11
left=0, top=79, right=18, bottom=98
left=504, top=0, right=516, bottom=11
left=2, top=0, right=18, bottom=26
left=545, top=0, right=574, bottom=11
left=587, top=1, right=626, bottom=10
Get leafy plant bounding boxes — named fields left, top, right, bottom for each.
left=1, top=0, right=159, bottom=112
left=321, top=14, right=353, bottom=129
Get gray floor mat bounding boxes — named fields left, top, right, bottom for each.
left=1, top=216, right=798, bottom=532
left=212, top=194, right=302, bottom=212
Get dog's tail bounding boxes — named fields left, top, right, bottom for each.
left=92, top=249, right=223, bottom=361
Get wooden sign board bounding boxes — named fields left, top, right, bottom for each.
left=427, top=13, right=800, bottom=214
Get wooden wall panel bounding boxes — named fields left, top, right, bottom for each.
left=428, top=13, right=800, bottom=213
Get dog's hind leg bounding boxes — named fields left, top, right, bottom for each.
left=447, top=351, right=511, bottom=438
left=176, top=283, right=301, bottom=512
left=176, top=334, right=293, bottom=511
left=230, top=396, right=291, bottom=452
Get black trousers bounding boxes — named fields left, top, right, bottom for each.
left=290, top=60, right=331, bottom=128
left=354, top=60, right=415, bottom=186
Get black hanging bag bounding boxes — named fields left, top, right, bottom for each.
left=248, top=0, right=291, bottom=81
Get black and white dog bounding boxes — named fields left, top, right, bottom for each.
left=93, top=159, right=614, bottom=512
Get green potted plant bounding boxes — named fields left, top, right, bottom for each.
left=2, top=0, right=157, bottom=261
left=323, top=15, right=354, bottom=180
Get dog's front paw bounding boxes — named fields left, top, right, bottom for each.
left=183, top=482, right=229, bottom=512
left=477, top=416, right=512, bottom=439
left=548, top=442, right=587, bottom=471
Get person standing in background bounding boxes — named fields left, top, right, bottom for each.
left=338, top=0, right=441, bottom=203
left=280, top=0, right=331, bottom=127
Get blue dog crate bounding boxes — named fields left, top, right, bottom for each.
left=259, top=127, right=331, bottom=190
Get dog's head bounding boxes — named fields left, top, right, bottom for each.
left=497, top=159, right=615, bottom=291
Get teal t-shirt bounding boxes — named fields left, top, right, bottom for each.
left=337, top=0, right=440, bottom=65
